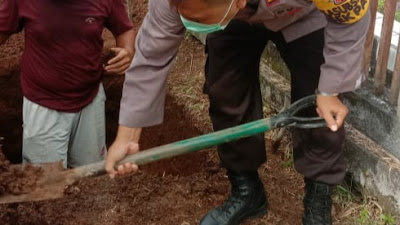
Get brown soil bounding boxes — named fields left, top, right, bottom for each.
left=0, top=91, right=304, bottom=225
left=0, top=148, right=43, bottom=196
left=0, top=1, right=348, bottom=225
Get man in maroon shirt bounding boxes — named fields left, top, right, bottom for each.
left=0, top=0, right=134, bottom=168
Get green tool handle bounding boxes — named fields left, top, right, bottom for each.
left=121, top=117, right=271, bottom=165
left=73, top=117, right=272, bottom=178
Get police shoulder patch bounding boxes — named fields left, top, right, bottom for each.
left=312, top=0, right=369, bottom=24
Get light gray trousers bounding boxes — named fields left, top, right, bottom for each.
left=22, top=84, right=106, bottom=168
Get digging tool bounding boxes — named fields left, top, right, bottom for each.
left=0, top=95, right=326, bottom=204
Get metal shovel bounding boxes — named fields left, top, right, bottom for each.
left=0, top=95, right=326, bottom=204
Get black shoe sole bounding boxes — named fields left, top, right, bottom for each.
left=232, top=202, right=268, bottom=225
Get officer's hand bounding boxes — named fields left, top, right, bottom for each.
left=105, top=141, right=139, bottom=179
left=104, top=47, right=133, bottom=75
left=316, top=95, right=348, bottom=132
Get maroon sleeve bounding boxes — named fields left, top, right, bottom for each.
left=105, top=0, right=133, bottom=36
left=0, top=0, right=23, bottom=35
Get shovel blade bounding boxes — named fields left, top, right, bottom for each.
left=0, top=162, right=77, bottom=204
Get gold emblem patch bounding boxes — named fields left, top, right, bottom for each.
left=312, top=0, right=369, bottom=24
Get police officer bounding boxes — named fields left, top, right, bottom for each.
left=105, top=0, right=370, bottom=224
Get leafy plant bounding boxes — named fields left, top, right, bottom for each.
left=358, top=205, right=370, bottom=225
left=381, top=213, right=396, bottom=225
left=282, top=154, right=293, bottom=168
left=336, top=185, right=355, bottom=203
left=377, top=0, right=400, bottom=21
left=378, top=0, right=385, bottom=12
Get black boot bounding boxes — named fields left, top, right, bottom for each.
left=303, top=178, right=334, bottom=225
left=199, top=171, right=268, bottom=225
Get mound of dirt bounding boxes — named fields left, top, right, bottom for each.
left=0, top=145, right=43, bottom=195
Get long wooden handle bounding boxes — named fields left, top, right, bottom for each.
left=72, top=117, right=273, bottom=178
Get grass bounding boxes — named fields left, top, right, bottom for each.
left=328, top=175, right=399, bottom=225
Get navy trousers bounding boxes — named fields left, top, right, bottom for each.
left=204, top=20, right=346, bottom=185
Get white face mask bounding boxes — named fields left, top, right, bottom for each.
left=180, top=0, right=236, bottom=34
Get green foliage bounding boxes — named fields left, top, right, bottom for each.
left=358, top=205, right=371, bottom=225
left=378, top=0, right=385, bottom=12
left=336, top=185, right=355, bottom=203
left=282, top=154, right=293, bottom=168
left=333, top=176, right=362, bottom=207
left=378, top=0, right=400, bottom=21
left=355, top=203, right=398, bottom=225
left=381, top=213, right=397, bottom=225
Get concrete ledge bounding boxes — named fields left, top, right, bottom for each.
left=343, top=82, right=400, bottom=159
left=260, top=59, right=290, bottom=110
left=345, top=126, right=400, bottom=215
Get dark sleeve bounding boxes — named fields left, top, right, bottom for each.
left=0, top=0, right=23, bottom=35
left=105, top=0, right=133, bottom=36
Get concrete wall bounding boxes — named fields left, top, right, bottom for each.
left=343, top=83, right=400, bottom=159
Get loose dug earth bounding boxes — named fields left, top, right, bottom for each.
left=0, top=147, right=43, bottom=196
left=0, top=1, right=354, bottom=225
left=0, top=81, right=303, bottom=225
left=0, top=93, right=305, bottom=225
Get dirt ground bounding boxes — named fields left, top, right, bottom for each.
left=0, top=1, right=354, bottom=225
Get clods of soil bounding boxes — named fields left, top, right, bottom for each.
left=0, top=146, right=43, bottom=196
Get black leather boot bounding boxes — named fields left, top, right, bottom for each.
left=303, top=178, right=334, bottom=225
left=199, top=171, right=268, bottom=225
